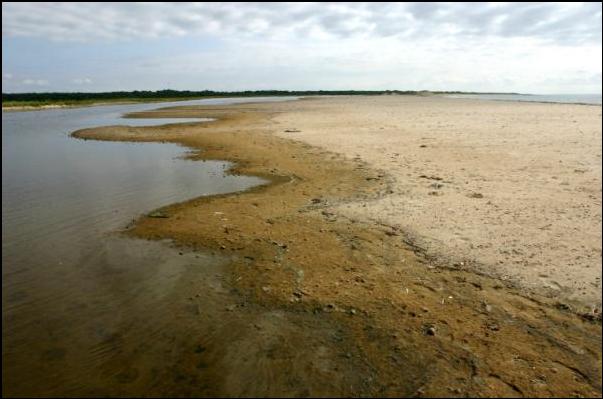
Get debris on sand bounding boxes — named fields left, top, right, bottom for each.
left=147, top=210, right=169, bottom=218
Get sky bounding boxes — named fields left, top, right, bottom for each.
left=2, top=2, right=602, bottom=94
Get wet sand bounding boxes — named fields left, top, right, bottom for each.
left=67, top=96, right=602, bottom=397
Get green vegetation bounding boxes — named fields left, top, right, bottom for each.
left=2, top=89, right=521, bottom=108
left=1, top=97, right=206, bottom=108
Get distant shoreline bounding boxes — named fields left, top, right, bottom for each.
left=1, top=97, right=227, bottom=112
left=2, top=90, right=522, bottom=112
left=4, top=91, right=602, bottom=112
left=445, top=93, right=602, bottom=106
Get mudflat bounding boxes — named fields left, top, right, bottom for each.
left=71, top=96, right=602, bottom=397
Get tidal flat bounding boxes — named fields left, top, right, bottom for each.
left=54, top=95, right=603, bottom=397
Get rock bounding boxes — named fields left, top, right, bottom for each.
left=284, top=129, right=301, bottom=133
left=423, top=324, right=437, bottom=336
left=324, top=303, right=336, bottom=312
left=419, top=175, right=443, bottom=181
left=226, top=305, right=236, bottom=311
left=468, top=192, right=484, bottom=199
left=271, top=240, right=288, bottom=249
left=261, top=286, right=271, bottom=293
left=429, top=182, right=444, bottom=189
left=555, top=302, right=572, bottom=311
left=310, top=198, right=322, bottom=204
left=349, top=308, right=357, bottom=315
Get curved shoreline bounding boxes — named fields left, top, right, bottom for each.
left=72, top=101, right=602, bottom=397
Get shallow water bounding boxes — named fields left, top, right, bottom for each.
left=1, top=97, right=299, bottom=396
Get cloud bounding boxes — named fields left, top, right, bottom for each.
left=1, top=3, right=601, bottom=94
left=72, top=78, right=92, bottom=84
left=3, top=73, right=12, bottom=79
left=2, top=2, right=601, bottom=45
left=21, top=78, right=49, bottom=86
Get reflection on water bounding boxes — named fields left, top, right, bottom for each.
left=1, top=98, right=293, bottom=396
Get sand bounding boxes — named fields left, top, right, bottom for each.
left=68, top=97, right=602, bottom=397
left=272, top=96, right=602, bottom=307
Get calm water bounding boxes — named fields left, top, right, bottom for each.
left=446, top=93, right=602, bottom=105
left=1, top=97, right=294, bottom=396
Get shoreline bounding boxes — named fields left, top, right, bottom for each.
left=5, top=93, right=602, bottom=112
left=445, top=97, right=603, bottom=107
left=2, top=95, right=301, bottom=112
left=72, top=99, right=602, bottom=397
left=2, top=97, right=221, bottom=112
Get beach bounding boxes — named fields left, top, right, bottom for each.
left=274, top=96, right=603, bottom=307
left=68, top=95, right=602, bottom=397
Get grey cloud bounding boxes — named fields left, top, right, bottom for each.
left=2, top=2, right=601, bottom=45
left=21, top=78, right=48, bottom=86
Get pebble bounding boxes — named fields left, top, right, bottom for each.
left=423, top=324, right=437, bottom=336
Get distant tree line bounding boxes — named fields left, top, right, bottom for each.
left=2, top=89, right=519, bottom=103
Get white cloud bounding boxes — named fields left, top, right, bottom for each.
left=72, top=78, right=92, bottom=84
left=21, top=78, right=48, bottom=86
left=1, top=3, right=601, bottom=93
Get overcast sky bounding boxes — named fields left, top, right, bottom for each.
left=2, top=2, right=602, bottom=94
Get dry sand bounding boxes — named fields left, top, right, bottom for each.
left=273, top=95, right=602, bottom=307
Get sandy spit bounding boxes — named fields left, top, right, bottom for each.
left=71, top=97, right=602, bottom=397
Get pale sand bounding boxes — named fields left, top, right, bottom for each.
left=271, top=95, right=602, bottom=306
